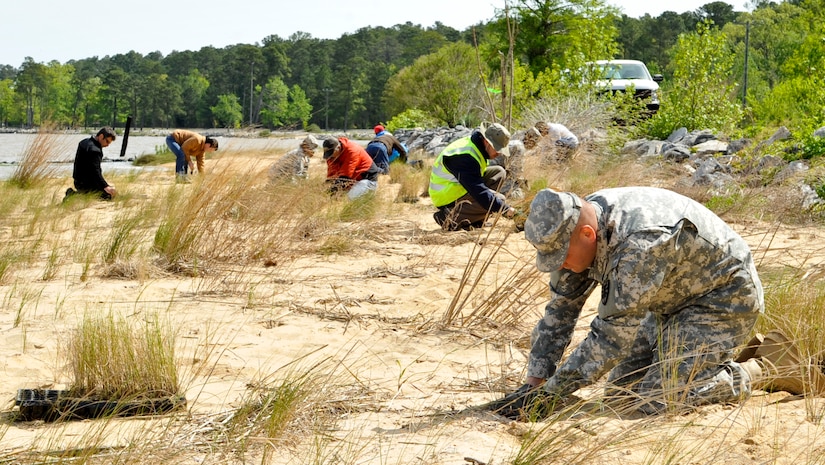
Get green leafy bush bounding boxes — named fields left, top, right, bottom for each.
left=640, top=20, right=742, bottom=139
left=798, top=135, right=825, bottom=160
left=386, top=109, right=440, bottom=131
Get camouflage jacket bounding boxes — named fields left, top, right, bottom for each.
left=528, top=187, right=764, bottom=395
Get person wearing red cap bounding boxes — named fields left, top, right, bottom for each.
left=366, top=125, right=407, bottom=174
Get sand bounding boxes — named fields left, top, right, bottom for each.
left=2, top=148, right=825, bottom=464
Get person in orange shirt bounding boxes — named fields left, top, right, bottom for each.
left=165, top=129, right=219, bottom=180
left=322, top=136, right=381, bottom=200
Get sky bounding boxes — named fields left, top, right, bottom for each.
left=1, top=0, right=738, bottom=67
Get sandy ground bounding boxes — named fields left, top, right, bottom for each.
left=2, top=146, right=825, bottom=464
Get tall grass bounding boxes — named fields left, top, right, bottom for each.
left=9, top=125, right=65, bottom=189
left=66, top=311, right=180, bottom=399
left=103, top=212, right=143, bottom=263
left=152, top=163, right=333, bottom=272
left=390, top=160, right=430, bottom=203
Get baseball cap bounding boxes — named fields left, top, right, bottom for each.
left=480, top=122, right=511, bottom=157
left=322, top=136, right=339, bottom=159
left=524, top=189, right=582, bottom=272
left=374, top=125, right=385, bottom=134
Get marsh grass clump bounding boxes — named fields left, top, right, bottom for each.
left=317, top=234, right=355, bottom=255
left=152, top=163, right=335, bottom=273
left=335, top=192, right=379, bottom=222
left=9, top=124, right=65, bottom=189
left=391, top=160, right=430, bottom=203
left=102, top=211, right=147, bottom=264
left=66, top=312, right=180, bottom=400
left=133, top=144, right=175, bottom=166
left=222, top=365, right=334, bottom=463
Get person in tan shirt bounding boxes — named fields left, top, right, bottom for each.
left=165, top=129, right=219, bottom=179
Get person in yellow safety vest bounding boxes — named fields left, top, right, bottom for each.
left=429, top=123, right=519, bottom=231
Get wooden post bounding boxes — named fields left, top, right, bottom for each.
left=119, top=115, right=132, bottom=158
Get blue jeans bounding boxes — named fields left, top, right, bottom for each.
left=166, top=135, right=187, bottom=175
left=365, top=141, right=389, bottom=174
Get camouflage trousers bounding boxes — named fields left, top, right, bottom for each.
left=536, top=269, right=761, bottom=410
left=604, top=308, right=757, bottom=411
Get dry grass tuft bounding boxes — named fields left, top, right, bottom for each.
left=390, top=160, right=430, bottom=203
left=10, top=124, right=65, bottom=189
left=66, top=312, right=180, bottom=400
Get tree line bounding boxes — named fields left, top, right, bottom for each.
left=0, top=0, right=822, bottom=137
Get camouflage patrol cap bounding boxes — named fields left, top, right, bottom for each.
left=524, top=189, right=582, bottom=272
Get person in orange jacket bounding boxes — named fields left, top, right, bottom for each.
left=322, top=136, right=382, bottom=200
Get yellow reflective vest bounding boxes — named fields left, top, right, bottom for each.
left=428, top=137, right=487, bottom=207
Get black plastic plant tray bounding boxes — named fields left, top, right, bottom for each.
left=15, top=389, right=186, bottom=422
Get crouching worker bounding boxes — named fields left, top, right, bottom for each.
left=269, top=135, right=319, bottom=183
left=365, top=125, right=408, bottom=174
left=166, top=129, right=218, bottom=181
left=65, top=127, right=118, bottom=201
left=483, top=187, right=766, bottom=419
left=429, top=123, right=519, bottom=231
left=322, top=136, right=381, bottom=200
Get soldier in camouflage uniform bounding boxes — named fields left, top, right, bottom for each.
left=485, top=187, right=764, bottom=418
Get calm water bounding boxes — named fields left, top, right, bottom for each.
left=0, top=132, right=310, bottom=180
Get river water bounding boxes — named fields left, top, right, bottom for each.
left=0, top=132, right=312, bottom=180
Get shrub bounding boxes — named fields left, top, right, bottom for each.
left=386, top=109, right=440, bottom=131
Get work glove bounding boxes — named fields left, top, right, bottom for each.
left=479, top=384, right=557, bottom=421
left=513, top=209, right=528, bottom=232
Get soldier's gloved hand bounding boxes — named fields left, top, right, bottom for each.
left=479, top=383, right=535, bottom=417
left=480, top=384, right=560, bottom=420
left=511, top=209, right=528, bottom=232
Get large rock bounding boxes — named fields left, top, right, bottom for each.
left=622, top=139, right=665, bottom=158
left=693, top=139, right=729, bottom=156
left=693, top=158, right=735, bottom=191
left=774, top=160, right=809, bottom=184
left=666, top=127, right=689, bottom=144
left=662, top=144, right=691, bottom=162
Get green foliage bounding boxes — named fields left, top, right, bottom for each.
left=750, top=30, right=825, bottom=130
left=641, top=20, right=742, bottom=139
left=386, top=108, right=440, bottom=131
left=259, top=78, right=313, bottom=129
left=788, top=134, right=825, bottom=161
left=1, top=2, right=822, bottom=134
left=703, top=191, right=743, bottom=213
left=816, top=181, right=825, bottom=201
left=722, top=2, right=810, bottom=128
left=493, top=0, right=620, bottom=77
left=211, top=94, right=243, bottom=128
left=0, top=78, right=17, bottom=124
left=383, top=42, right=485, bottom=127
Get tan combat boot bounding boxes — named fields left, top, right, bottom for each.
left=751, top=330, right=825, bottom=396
